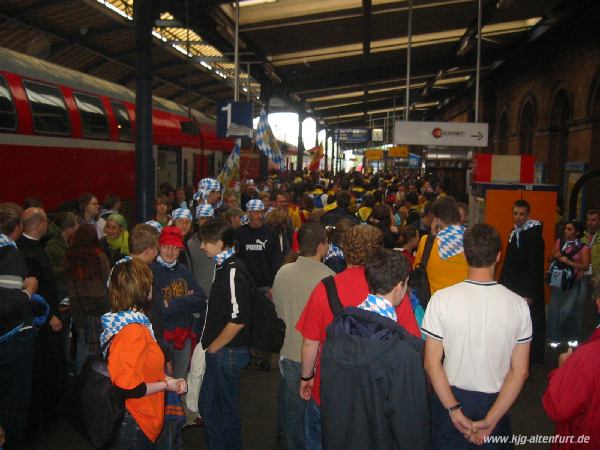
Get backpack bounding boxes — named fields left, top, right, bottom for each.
left=547, top=240, right=584, bottom=291
left=80, top=339, right=125, bottom=449
left=408, top=234, right=436, bottom=308
left=236, top=263, right=286, bottom=353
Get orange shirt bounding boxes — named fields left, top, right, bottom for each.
left=108, top=324, right=165, bottom=442
left=414, top=235, right=468, bottom=294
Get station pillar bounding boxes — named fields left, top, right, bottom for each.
left=134, top=0, right=156, bottom=223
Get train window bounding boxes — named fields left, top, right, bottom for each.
left=111, top=102, right=132, bottom=141
left=74, top=93, right=109, bottom=139
left=24, top=80, right=70, bottom=135
left=0, top=75, right=17, bottom=131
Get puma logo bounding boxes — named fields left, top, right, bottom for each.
left=246, top=238, right=268, bottom=251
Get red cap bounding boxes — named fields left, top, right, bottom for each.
left=159, top=226, right=184, bottom=248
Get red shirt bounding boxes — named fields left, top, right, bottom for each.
left=296, top=266, right=420, bottom=405
left=543, top=328, right=600, bottom=449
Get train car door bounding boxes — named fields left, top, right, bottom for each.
left=157, top=146, right=181, bottom=189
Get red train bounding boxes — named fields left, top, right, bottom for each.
left=0, top=46, right=261, bottom=211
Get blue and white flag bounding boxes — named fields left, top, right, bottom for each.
left=218, top=141, right=241, bottom=190
left=255, top=108, right=284, bottom=170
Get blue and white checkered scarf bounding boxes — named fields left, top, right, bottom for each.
left=323, top=243, right=344, bottom=263
left=100, top=310, right=155, bottom=355
left=157, top=255, right=177, bottom=269
left=246, top=199, right=265, bottom=211
left=509, top=219, right=541, bottom=248
left=212, top=247, right=235, bottom=266
left=240, top=215, right=249, bottom=226
left=0, top=233, right=17, bottom=248
left=196, top=204, right=215, bottom=218
left=171, top=208, right=192, bottom=221
left=436, top=224, right=465, bottom=260
left=358, top=294, right=397, bottom=321
left=194, top=178, right=222, bottom=206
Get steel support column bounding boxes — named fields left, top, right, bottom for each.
left=134, top=0, right=156, bottom=223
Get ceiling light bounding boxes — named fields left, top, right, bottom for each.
left=238, top=0, right=278, bottom=7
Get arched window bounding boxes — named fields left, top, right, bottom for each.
left=549, top=90, right=570, bottom=208
left=519, top=101, right=535, bottom=155
left=497, top=111, right=509, bottom=155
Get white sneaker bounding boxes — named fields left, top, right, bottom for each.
left=548, top=342, right=561, bottom=349
left=567, top=340, right=579, bottom=348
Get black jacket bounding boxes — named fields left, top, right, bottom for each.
left=321, top=207, right=360, bottom=227
left=321, top=307, right=430, bottom=450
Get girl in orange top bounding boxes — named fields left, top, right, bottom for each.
left=101, top=258, right=187, bottom=448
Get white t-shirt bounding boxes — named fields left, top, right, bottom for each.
left=422, top=280, right=532, bottom=394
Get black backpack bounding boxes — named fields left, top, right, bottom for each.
left=80, top=339, right=125, bottom=449
left=408, top=234, right=436, bottom=308
left=236, top=263, right=286, bottom=353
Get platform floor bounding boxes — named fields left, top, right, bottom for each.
left=23, top=356, right=560, bottom=450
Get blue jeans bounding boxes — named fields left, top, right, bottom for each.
left=0, top=328, right=34, bottom=450
left=74, top=327, right=93, bottom=375
left=548, top=279, right=586, bottom=342
left=304, top=398, right=323, bottom=450
left=111, top=411, right=155, bottom=450
left=432, top=386, right=512, bottom=450
left=199, top=346, right=250, bottom=450
left=279, top=358, right=307, bottom=450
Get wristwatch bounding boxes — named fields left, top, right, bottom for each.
left=447, top=403, right=461, bottom=413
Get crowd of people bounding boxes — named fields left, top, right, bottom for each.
left=0, top=169, right=599, bottom=450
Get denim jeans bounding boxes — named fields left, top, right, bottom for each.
left=431, top=386, right=511, bottom=450
left=171, top=338, right=191, bottom=379
left=279, top=358, right=307, bottom=450
left=304, top=398, right=323, bottom=450
left=548, top=279, right=586, bottom=342
left=74, top=327, right=93, bottom=375
left=111, top=411, right=155, bottom=450
left=0, top=328, right=34, bottom=450
left=199, top=346, right=250, bottom=450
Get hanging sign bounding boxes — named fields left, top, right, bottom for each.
left=394, top=121, right=488, bottom=147
left=216, top=101, right=253, bottom=138
left=365, top=149, right=384, bottom=160
left=408, top=153, right=421, bottom=168
left=334, top=128, right=371, bottom=143
left=388, top=145, right=409, bottom=158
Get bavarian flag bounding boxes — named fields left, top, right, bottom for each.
left=255, top=108, right=285, bottom=170
left=308, top=143, right=324, bottom=172
left=218, top=140, right=241, bottom=190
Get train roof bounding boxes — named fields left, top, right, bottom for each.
left=0, top=46, right=213, bottom=123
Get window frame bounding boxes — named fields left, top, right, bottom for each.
left=0, top=74, right=17, bottom=132
left=23, top=79, right=71, bottom=136
left=110, top=101, right=133, bottom=142
left=73, top=91, right=110, bottom=140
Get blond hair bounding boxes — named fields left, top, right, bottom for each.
left=109, top=258, right=153, bottom=312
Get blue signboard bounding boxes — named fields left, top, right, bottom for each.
left=216, top=101, right=253, bottom=138
left=334, top=128, right=371, bottom=143
left=408, top=153, right=421, bottom=168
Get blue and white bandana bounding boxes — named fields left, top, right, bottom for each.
left=240, top=215, right=249, bottom=225
left=509, top=219, right=541, bottom=248
left=436, top=224, right=465, bottom=260
left=145, top=220, right=163, bottom=233
left=196, top=204, right=215, bottom=218
left=212, top=247, right=235, bottom=265
left=157, top=255, right=177, bottom=269
left=246, top=199, right=265, bottom=211
left=171, top=208, right=192, bottom=221
left=358, top=294, right=397, bottom=321
left=100, top=310, right=155, bottom=355
left=323, top=243, right=344, bottom=263
left=107, top=256, right=133, bottom=287
left=0, top=233, right=17, bottom=248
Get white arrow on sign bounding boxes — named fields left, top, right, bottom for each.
left=394, top=121, right=489, bottom=147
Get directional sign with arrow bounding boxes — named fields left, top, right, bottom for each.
left=394, top=121, right=489, bottom=147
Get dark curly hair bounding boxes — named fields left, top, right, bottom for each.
left=342, top=224, right=383, bottom=266
left=65, top=224, right=103, bottom=281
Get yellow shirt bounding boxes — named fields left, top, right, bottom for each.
left=414, top=235, right=468, bottom=294
left=288, top=205, right=302, bottom=230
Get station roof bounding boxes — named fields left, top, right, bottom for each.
left=0, top=0, right=586, bottom=128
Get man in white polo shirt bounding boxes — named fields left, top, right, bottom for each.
left=423, top=223, right=532, bottom=449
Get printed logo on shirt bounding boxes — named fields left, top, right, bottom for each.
left=246, top=238, right=268, bottom=251
left=161, top=279, right=189, bottom=307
